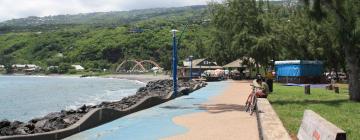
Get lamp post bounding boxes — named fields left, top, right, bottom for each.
left=189, top=55, right=193, bottom=80
left=171, top=29, right=178, bottom=97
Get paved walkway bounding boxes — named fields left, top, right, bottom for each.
left=65, top=81, right=259, bottom=140
left=164, top=80, right=259, bottom=140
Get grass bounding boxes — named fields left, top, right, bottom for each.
left=268, top=83, right=360, bottom=139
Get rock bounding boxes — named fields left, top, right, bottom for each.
left=67, top=109, right=76, bottom=114
left=0, top=119, right=11, bottom=129
left=79, top=105, right=87, bottom=111
left=24, top=123, right=35, bottom=131
left=14, top=127, right=29, bottom=135
left=33, top=127, right=44, bottom=133
left=1, top=127, right=13, bottom=136
left=29, top=118, right=42, bottom=124
left=10, top=121, right=23, bottom=129
left=179, top=87, right=191, bottom=95
left=34, top=120, right=48, bottom=128
left=50, top=119, right=67, bottom=130
left=63, top=117, right=77, bottom=124
left=44, top=112, right=64, bottom=120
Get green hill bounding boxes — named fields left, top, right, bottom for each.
left=0, top=5, right=212, bottom=73
left=0, top=6, right=207, bottom=33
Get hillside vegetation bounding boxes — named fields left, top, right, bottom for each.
left=0, top=6, right=212, bottom=72
left=0, top=0, right=358, bottom=79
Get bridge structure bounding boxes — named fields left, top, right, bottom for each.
left=115, top=59, right=162, bottom=73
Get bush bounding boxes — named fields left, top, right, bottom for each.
left=58, top=63, right=72, bottom=74
left=68, top=69, right=77, bottom=74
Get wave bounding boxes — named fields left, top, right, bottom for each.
left=64, top=88, right=138, bottom=110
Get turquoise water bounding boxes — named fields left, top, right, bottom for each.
left=0, top=76, right=144, bottom=122
left=65, top=82, right=228, bottom=140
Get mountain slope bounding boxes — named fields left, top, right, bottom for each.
left=0, top=5, right=207, bottom=28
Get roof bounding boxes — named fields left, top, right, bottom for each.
left=223, top=57, right=257, bottom=68
left=223, top=59, right=246, bottom=68
left=72, top=65, right=85, bottom=70
left=183, top=58, right=219, bottom=67
left=192, top=58, right=207, bottom=66
left=12, top=64, right=39, bottom=68
left=275, top=60, right=323, bottom=65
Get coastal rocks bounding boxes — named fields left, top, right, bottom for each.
left=0, top=79, right=207, bottom=137
left=0, top=120, right=11, bottom=129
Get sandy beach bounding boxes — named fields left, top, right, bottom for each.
left=163, top=80, right=259, bottom=140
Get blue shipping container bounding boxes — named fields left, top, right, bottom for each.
left=275, top=60, right=323, bottom=77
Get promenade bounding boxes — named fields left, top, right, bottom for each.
left=65, top=80, right=259, bottom=140
left=164, top=80, right=259, bottom=140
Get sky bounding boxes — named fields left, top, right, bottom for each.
left=0, top=0, right=222, bottom=22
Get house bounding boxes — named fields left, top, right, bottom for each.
left=0, top=65, right=4, bottom=70
left=179, top=58, right=223, bottom=77
left=12, top=64, right=40, bottom=72
left=223, top=57, right=256, bottom=79
left=72, top=65, right=85, bottom=71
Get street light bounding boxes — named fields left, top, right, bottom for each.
left=189, top=55, right=193, bottom=80
left=171, top=29, right=178, bottom=97
left=170, top=25, right=188, bottom=97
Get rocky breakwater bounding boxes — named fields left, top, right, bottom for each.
left=0, top=79, right=206, bottom=137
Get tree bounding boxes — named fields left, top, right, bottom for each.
left=302, top=0, right=360, bottom=101
left=0, top=55, right=14, bottom=74
left=208, top=0, right=278, bottom=72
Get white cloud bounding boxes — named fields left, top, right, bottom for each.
left=0, top=0, right=221, bottom=22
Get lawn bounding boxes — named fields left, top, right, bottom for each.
left=268, top=83, right=360, bottom=139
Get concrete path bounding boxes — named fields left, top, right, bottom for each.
left=64, top=82, right=229, bottom=140
left=64, top=81, right=259, bottom=140
left=164, top=80, right=259, bottom=140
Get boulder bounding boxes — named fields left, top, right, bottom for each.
left=28, top=118, right=42, bottom=124
left=44, top=112, right=65, bottom=120
left=34, top=120, right=48, bottom=128
left=10, top=121, right=23, bottom=129
left=14, top=126, right=29, bottom=135
left=0, top=127, right=13, bottom=136
left=0, top=119, right=11, bottom=129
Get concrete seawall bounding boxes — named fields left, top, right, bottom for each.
left=256, top=98, right=291, bottom=140
left=0, top=82, right=204, bottom=140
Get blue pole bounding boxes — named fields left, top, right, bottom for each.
left=172, top=30, right=178, bottom=97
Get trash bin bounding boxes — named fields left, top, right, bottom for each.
left=266, top=79, right=273, bottom=92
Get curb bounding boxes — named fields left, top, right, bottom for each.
left=256, top=98, right=291, bottom=140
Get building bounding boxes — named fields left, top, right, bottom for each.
left=275, top=60, right=324, bottom=84
left=12, top=64, right=40, bottom=73
left=72, top=65, right=85, bottom=71
left=180, top=58, right=223, bottom=78
left=223, top=57, right=257, bottom=79
left=0, top=65, right=4, bottom=71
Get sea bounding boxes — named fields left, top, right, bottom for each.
left=0, top=75, right=145, bottom=122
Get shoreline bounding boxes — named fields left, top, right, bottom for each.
left=102, top=74, right=171, bottom=83
left=0, top=79, right=207, bottom=138
left=0, top=74, right=171, bottom=84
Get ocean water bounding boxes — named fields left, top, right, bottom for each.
left=0, top=75, right=145, bottom=122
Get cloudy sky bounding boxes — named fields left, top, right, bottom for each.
left=0, top=0, right=222, bottom=22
